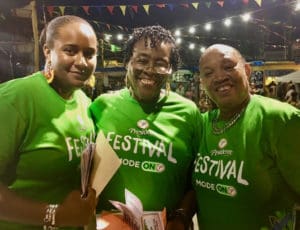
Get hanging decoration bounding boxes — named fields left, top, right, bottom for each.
left=44, top=0, right=279, bottom=19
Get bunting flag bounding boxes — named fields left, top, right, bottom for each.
left=47, top=6, right=54, bottom=17
left=181, top=4, right=189, bottom=8
left=205, top=2, right=212, bottom=8
left=95, top=6, right=102, bottom=15
left=167, top=4, right=175, bottom=11
left=143, top=5, right=150, bottom=14
left=120, top=5, right=126, bottom=16
left=43, top=0, right=276, bottom=20
left=131, top=5, right=138, bottom=14
left=58, top=6, right=65, bottom=15
left=217, top=1, right=224, bottom=7
left=44, top=0, right=270, bottom=18
left=156, top=4, right=166, bottom=8
left=254, top=0, right=262, bottom=7
left=82, top=6, right=90, bottom=15
left=71, top=6, right=79, bottom=15
left=191, top=3, right=199, bottom=10
left=107, top=5, right=114, bottom=15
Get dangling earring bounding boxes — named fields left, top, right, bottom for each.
left=165, top=78, right=171, bottom=96
left=45, top=61, right=54, bottom=83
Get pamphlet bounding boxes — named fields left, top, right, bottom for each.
left=80, top=143, right=96, bottom=198
left=80, top=130, right=122, bottom=197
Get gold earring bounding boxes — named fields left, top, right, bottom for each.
left=45, top=61, right=54, bottom=83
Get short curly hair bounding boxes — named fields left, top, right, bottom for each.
left=123, top=25, right=180, bottom=71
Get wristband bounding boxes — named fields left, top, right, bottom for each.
left=168, top=208, right=190, bottom=230
left=43, top=204, right=59, bottom=230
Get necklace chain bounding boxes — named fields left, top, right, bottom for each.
left=212, top=107, right=246, bottom=135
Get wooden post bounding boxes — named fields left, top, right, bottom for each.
left=30, top=0, right=39, bottom=71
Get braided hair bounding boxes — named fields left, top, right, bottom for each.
left=123, top=25, right=180, bottom=71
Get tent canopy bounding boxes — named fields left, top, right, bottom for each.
left=276, top=71, right=300, bottom=83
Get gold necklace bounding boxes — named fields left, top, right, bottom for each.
left=212, top=107, right=246, bottom=135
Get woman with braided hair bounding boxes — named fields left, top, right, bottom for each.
left=89, top=25, right=202, bottom=229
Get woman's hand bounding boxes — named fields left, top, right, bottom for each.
left=56, top=187, right=97, bottom=227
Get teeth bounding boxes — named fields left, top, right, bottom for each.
left=218, top=85, right=231, bottom=92
left=141, top=79, right=155, bottom=85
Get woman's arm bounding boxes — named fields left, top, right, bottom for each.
left=0, top=183, right=97, bottom=227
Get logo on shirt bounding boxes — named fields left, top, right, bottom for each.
left=137, top=119, right=149, bottom=129
left=216, top=184, right=237, bottom=197
left=218, top=138, right=227, bottom=149
left=141, top=161, right=165, bottom=173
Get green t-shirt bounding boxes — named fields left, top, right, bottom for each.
left=89, top=88, right=202, bottom=213
left=0, top=72, right=95, bottom=230
left=192, top=95, right=300, bottom=230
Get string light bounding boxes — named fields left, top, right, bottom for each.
left=174, top=29, right=181, bottom=37
left=204, top=23, right=212, bottom=31
left=223, top=18, right=232, bottom=27
left=188, top=26, right=196, bottom=34
left=241, top=13, right=251, bottom=22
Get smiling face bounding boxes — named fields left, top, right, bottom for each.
left=126, top=37, right=172, bottom=103
left=199, top=45, right=251, bottom=110
left=43, top=22, right=98, bottom=96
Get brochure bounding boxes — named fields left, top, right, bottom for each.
left=80, top=130, right=122, bottom=197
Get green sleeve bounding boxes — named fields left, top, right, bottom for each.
left=277, top=111, right=300, bottom=195
left=0, top=99, right=26, bottom=184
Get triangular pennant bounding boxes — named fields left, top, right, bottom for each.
left=82, top=6, right=90, bottom=15
left=242, top=0, right=249, bottom=4
left=58, top=6, right=65, bottom=15
left=47, top=6, right=55, bottom=17
left=143, top=5, right=150, bottom=14
left=192, top=3, right=199, bottom=10
left=120, top=5, right=126, bottom=16
left=205, top=2, right=212, bottom=8
left=107, top=5, right=114, bottom=15
left=217, top=1, right=224, bottom=7
left=71, top=6, right=79, bottom=14
left=167, top=4, right=175, bottom=11
left=254, top=0, right=262, bottom=7
left=181, top=3, right=189, bottom=8
left=156, top=4, right=165, bottom=8
left=95, top=6, right=102, bottom=15
left=131, top=5, right=138, bottom=13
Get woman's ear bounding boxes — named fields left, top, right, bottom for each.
left=43, top=44, right=51, bottom=60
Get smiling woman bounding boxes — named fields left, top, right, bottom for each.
left=0, top=15, right=98, bottom=230
left=89, top=25, right=202, bottom=230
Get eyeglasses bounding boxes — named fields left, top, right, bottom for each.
left=130, top=57, right=172, bottom=75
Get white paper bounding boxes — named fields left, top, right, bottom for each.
left=90, top=130, right=122, bottom=197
